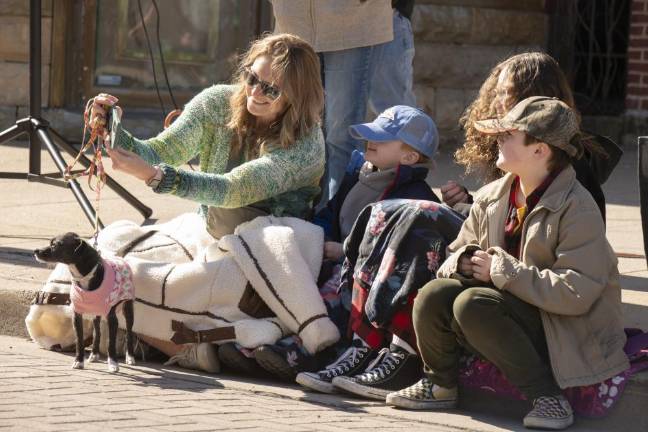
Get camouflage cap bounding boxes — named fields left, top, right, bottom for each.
left=473, top=96, right=582, bottom=158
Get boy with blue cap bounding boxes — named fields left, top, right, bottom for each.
left=317, top=105, right=441, bottom=262
left=296, top=105, right=441, bottom=397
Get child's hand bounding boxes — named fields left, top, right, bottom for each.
left=471, top=250, right=492, bottom=283
left=458, top=253, right=474, bottom=277
left=324, top=241, right=344, bottom=261
left=440, top=181, right=469, bottom=207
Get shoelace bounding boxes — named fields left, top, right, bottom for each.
left=322, top=345, right=369, bottom=378
left=360, top=348, right=405, bottom=380
left=164, top=345, right=196, bottom=367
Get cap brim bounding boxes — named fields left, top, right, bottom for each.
left=473, top=119, right=518, bottom=135
left=349, top=123, right=397, bottom=142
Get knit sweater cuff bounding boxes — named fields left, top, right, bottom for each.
left=153, top=163, right=180, bottom=194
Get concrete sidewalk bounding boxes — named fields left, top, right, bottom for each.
left=1, top=139, right=647, bottom=431
left=1, top=334, right=645, bottom=432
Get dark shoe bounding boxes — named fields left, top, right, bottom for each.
left=218, top=342, right=264, bottom=376
left=295, top=338, right=377, bottom=394
left=386, top=377, right=458, bottom=410
left=254, top=345, right=300, bottom=381
left=523, top=395, right=574, bottom=430
left=332, top=346, right=422, bottom=400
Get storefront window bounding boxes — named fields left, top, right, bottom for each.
left=88, top=0, right=266, bottom=105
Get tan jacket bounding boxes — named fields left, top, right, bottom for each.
left=438, top=166, right=629, bottom=388
left=270, top=0, right=394, bottom=52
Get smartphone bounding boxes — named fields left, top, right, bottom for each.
left=105, top=106, right=121, bottom=149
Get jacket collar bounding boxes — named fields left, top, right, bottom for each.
left=392, top=163, right=430, bottom=186
left=483, top=165, right=577, bottom=213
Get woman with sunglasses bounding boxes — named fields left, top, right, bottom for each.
left=90, top=33, right=325, bottom=240
left=82, top=34, right=324, bottom=373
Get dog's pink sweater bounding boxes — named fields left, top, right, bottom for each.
left=70, top=257, right=134, bottom=316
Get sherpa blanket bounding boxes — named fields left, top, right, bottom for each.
left=26, top=213, right=340, bottom=355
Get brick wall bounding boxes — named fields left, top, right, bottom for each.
left=626, top=0, right=648, bottom=112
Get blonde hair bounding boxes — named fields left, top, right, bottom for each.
left=402, top=143, right=429, bottom=164
left=457, top=52, right=579, bottom=181
left=227, top=33, right=324, bottom=156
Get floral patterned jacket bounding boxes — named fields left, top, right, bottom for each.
left=341, top=199, right=465, bottom=327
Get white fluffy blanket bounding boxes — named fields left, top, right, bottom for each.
left=26, top=213, right=339, bottom=355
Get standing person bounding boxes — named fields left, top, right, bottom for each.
left=88, top=33, right=325, bottom=372
left=441, top=52, right=622, bottom=221
left=387, top=97, right=629, bottom=430
left=270, top=0, right=417, bottom=204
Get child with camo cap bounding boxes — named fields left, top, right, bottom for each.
left=387, top=96, right=628, bottom=430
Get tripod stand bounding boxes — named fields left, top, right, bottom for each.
left=0, top=0, right=152, bottom=229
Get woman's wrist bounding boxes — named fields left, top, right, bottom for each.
left=154, top=164, right=180, bottom=194
left=145, top=165, right=163, bottom=188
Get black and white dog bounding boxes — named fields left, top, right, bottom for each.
left=34, top=232, right=136, bottom=372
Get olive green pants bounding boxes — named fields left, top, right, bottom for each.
left=413, top=278, right=562, bottom=399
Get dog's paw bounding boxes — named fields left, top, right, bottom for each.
left=107, top=358, right=119, bottom=373
left=72, top=360, right=84, bottom=369
left=88, top=352, right=100, bottom=363
left=125, top=353, right=136, bottom=366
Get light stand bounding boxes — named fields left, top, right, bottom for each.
left=0, top=0, right=152, bottom=229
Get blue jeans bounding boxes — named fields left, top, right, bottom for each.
left=319, top=10, right=416, bottom=206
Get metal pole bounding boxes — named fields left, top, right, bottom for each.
left=28, top=0, right=42, bottom=175
left=639, top=136, right=648, bottom=268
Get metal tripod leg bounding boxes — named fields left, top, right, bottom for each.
left=32, top=122, right=103, bottom=229
left=0, top=122, right=28, bottom=143
left=49, top=128, right=153, bottom=219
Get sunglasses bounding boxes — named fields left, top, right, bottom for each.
left=243, top=68, right=281, bottom=100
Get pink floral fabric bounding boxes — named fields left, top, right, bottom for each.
left=70, top=257, right=135, bottom=316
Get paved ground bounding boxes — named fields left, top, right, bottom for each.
left=0, top=335, right=627, bottom=432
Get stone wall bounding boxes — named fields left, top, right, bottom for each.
left=411, top=0, right=547, bottom=147
left=0, top=0, right=52, bottom=107
left=0, top=0, right=549, bottom=148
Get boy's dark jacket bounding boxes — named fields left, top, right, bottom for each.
left=314, top=151, right=440, bottom=242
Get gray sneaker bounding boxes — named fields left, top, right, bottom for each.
left=386, top=377, right=458, bottom=410
left=523, top=395, right=574, bottom=430
left=164, top=343, right=220, bottom=374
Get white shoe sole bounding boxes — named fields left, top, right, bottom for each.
left=385, top=392, right=458, bottom=410
left=523, top=414, right=574, bottom=430
left=296, top=372, right=337, bottom=394
left=332, top=376, right=389, bottom=400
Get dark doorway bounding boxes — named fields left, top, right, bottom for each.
left=547, top=0, right=631, bottom=115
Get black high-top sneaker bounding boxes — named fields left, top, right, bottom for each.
left=295, top=338, right=377, bottom=394
left=332, top=345, right=422, bottom=400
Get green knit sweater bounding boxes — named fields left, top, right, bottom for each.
left=113, top=84, right=325, bottom=224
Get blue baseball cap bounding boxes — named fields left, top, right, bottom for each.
left=349, top=106, right=439, bottom=159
